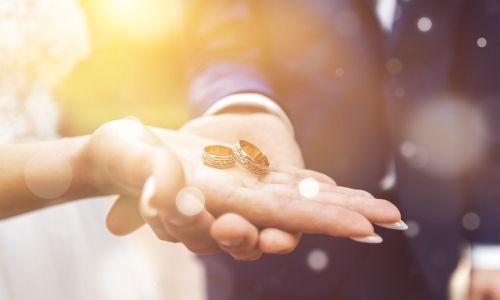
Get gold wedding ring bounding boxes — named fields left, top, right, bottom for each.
left=202, top=145, right=236, bottom=169
left=233, top=140, right=270, bottom=175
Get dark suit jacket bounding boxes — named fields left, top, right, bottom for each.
left=184, top=0, right=500, bottom=299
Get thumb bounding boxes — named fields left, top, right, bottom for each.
left=106, top=195, right=144, bottom=235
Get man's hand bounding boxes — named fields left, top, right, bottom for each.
left=180, top=113, right=404, bottom=259
left=470, top=269, right=500, bottom=300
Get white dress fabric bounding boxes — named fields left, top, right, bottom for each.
left=0, top=1, right=205, bottom=299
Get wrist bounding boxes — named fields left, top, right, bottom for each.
left=0, top=136, right=96, bottom=218
left=67, top=135, right=103, bottom=200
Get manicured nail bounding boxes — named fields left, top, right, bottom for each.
left=140, top=176, right=158, bottom=217
left=350, top=233, right=383, bottom=244
left=219, top=239, right=244, bottom=248
left=376, top=220, right=408, bottom=231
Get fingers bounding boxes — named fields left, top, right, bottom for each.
left=207, top=186, right=375, bottom=238
left=315, top=192, right=401, bottom=224
left=152, top=151, right=218, bottom=253
left=150, top=156, right=220, bottom=253
left=259, top=228, right=300, bottom=254
left=139, top=177, right=178, bottom=242
left=306, top=185, right=405, bottom=228
left=211, top=214, right=299, bottom=259
left=165, top=210, right=220, bottom=255
left=258, top=180, right=401, bottom=225
left=139, top=172, right=220, bottom=254
left=139, top=146, right=218, bottom=251
left=106, top=196, right=145, bottom=236
left=211, top=213, right=262, bottom=261
left=262, top=165, right=404, bottom=227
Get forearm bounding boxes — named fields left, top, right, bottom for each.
left=0, top=136, right=96, bottom=219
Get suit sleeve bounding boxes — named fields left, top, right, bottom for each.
left=183, top=0, right=277, bottom=116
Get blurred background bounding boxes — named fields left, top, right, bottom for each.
left=56, top=0, right=187, bottom=136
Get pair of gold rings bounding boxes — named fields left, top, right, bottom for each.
left=202, top=140, right=270, bottom=175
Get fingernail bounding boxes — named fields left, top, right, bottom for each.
left=140, top=176, right=158, bottom=217
left=350, top=233, right=383, bottom=244
left=375, top=220, right=408, bottom=231
left=219, top=239, right=244, bottom=247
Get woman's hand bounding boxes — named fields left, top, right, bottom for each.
left=76, top=116, right=403, bottom=260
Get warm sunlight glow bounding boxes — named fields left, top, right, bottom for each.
left=97, top=0, right=181, bottom=41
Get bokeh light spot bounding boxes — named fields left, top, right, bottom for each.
left=400, top=141, right=429, bottom=169
left=379, top=162, right=396, bottom=191
left=386, top=58, right=403, bottom=74
left=417, top=17, right=432, bottom=32
left=334, top=11, right=360, bottom=37
left=335, top=67, right=345, bottom=77
left=96, top=0, right=181, bottom=42
left=462, top=212, right=481, bottom=231
left=394, top=88, right=406, bottom=99
left=176, top=187, right=205, bottom=216
left=299, top=177, right=320, bottom=199
left=307, top=249, right=329, bottom=272
left=400, top=141, right=417, bottom=158
left=405, top=220, right=420, bottom=238
left=477, top=37, right=487, bottom=48
left=25, top=151, right=73, bottom=199
left=404, top=98, right=488, bottom=178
